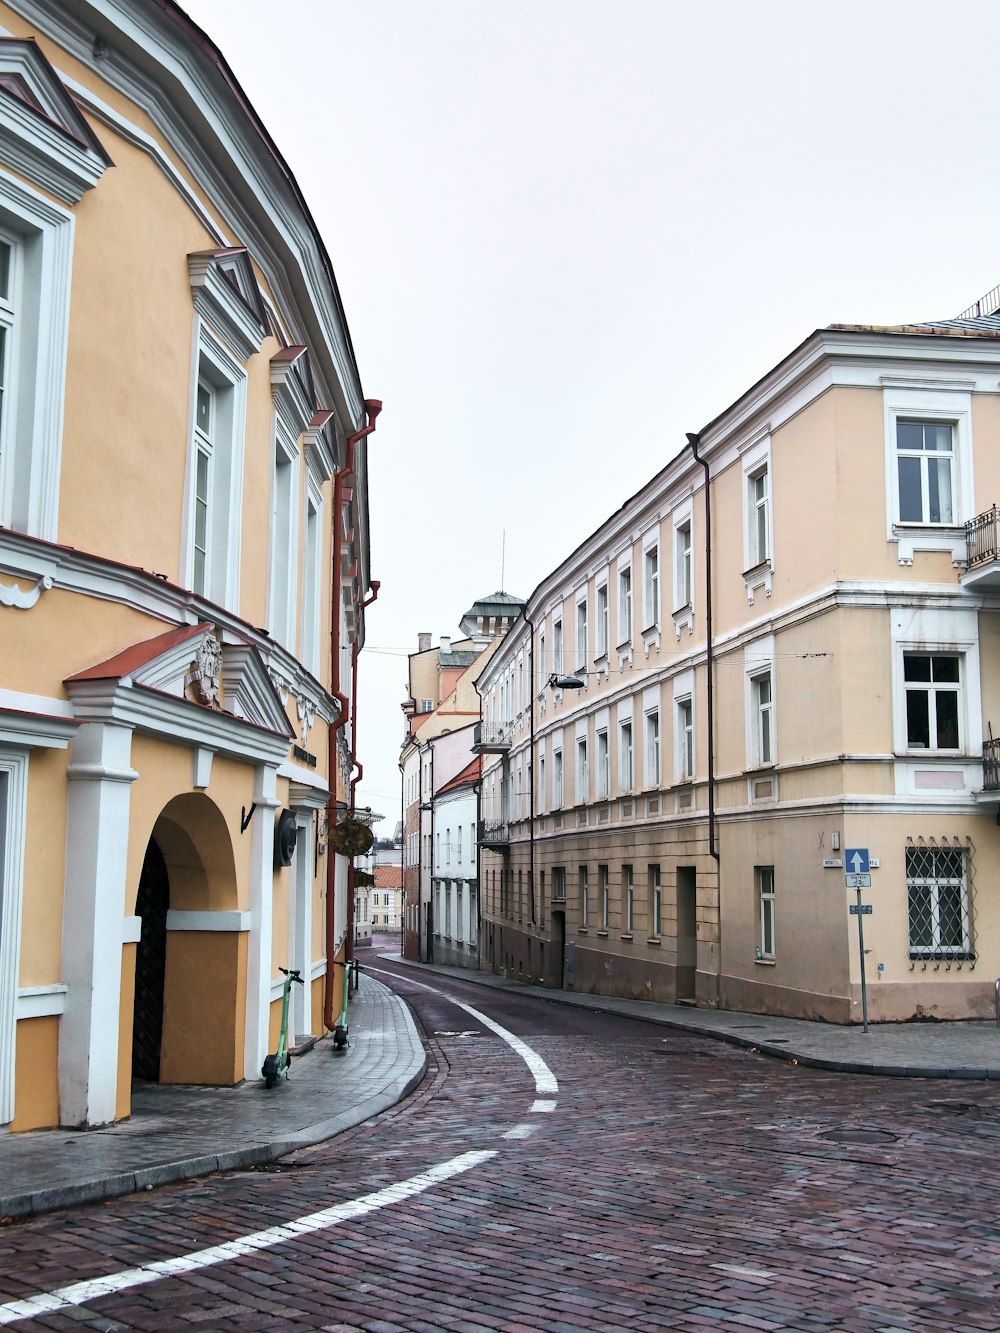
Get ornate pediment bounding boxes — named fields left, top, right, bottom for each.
left=188, top=248, right=268, bottom=362
left=0, top=39, right=111, bottom=204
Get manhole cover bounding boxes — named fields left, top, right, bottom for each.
left=820, top=1128, right=899, bottom=1145
left=926, top=1101, right=977, bottom=1116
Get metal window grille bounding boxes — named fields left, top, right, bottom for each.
left=906, top=839, right=975, bottom=964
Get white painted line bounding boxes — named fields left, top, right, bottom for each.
left=710, top=1263, right=774, bottom=1281
left=0, top=1150, right=496, bottom=1327
left=530, top=1099, right=557, bottom=1113
left=501, top=1123, right=537, bottom=1140
left=366, top=966, right=559, bottom=1098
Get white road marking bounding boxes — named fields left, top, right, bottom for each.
left=0, top=1150, right=496, bottom=1327
left=366, top=966, right=559, bottom=1098
left=530, top=1099, right=557, bottom=1113
left=501, top=1124, right=537, bottom=1140
left=710, top=1263, right=775, bottom=1281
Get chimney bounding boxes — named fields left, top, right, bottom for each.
left=440, top=635, right=451, bottom=655
left=417, top=632, right=431, bottom=652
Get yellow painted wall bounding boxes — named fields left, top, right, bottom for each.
left=117, top=942, right=137, bottom=1120
left=11, top=1016, right=60, bottom=1132
left=160, top=930, right=247, bottom=1084
left=18, top=747, right=69, bottom=988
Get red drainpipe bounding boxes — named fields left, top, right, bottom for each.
left=325, top=399, right=381, bottom=1032
left=345, top=579, right=381, bottom=981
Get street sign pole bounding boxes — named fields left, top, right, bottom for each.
left=856, top=886, right=869, bottom=1034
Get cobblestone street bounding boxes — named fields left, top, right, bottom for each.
left=2, top=958, right=999, bottom=1332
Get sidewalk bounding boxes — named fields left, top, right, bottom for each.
left=390, top=953, right=1000, bottom=1083
left=0, top=973, right=425, bottom=1222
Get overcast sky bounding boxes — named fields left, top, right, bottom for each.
left=186, top=0, right=1000, bottom=833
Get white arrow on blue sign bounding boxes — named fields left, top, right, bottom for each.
left=845, top=848, right=870, bottom=875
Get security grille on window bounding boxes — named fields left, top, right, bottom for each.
left=906, top=843, right=974, bottom=960
left=904, top=653, right=960, bottom=750
left=897, top=421, right=954, bottom=525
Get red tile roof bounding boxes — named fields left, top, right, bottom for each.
left=374, top=865, right=403, bottom=889
left=437, top=756, right=481, bottom=796
left=66, top=623, right=210, bottom=682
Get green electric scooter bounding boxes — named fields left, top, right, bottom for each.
left=261, top=966, right=303, bottom=1088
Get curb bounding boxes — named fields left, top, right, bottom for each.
left=384, top=953, right=1000, bottom=1083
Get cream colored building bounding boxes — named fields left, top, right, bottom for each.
left=478, top=294, right=1000, bottom=1023
left=0, top=1, right=377, bottom=1130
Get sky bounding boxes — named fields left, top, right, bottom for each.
left=185, top=0, right=1000, bottom=834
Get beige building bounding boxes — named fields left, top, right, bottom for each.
left=0, top=1, right=377, bottom=1130
left=478, top=293, right=1000, bottom=1023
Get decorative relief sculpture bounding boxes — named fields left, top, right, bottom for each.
left=189, top=633, right=223, bottom=706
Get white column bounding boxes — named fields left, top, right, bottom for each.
left=243, top=764, right=281, bottom=1078
left=290, top=814, right=312, bottom=1040
left=58, top=723, right=138, bottom=1127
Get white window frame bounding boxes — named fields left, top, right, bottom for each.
left=576, top=735, right=588, bottom=804
left=0, top=174, right=73, bottom=542
left=553, top=746, right=564, bottom=807
left=596, top=581, right=609, bottom=660
left=552, top=617, right=564, bottom=676
left=644, top=708, right=660, bottom=789
left=642, top=541, right=660, bottom=632
left=672, top=498, right=695, bottom=640
left=575, top=593, right=588, bottom=671
left=596, top=728, right=609, bottom=799
left=619, top=716, right=634, bottom=793
left=740, top=434, right=772, bottom=604
left=745, top=638, right=775, bottom=771
left=599, top=864, right=609, bottom=929
left=268, top=419, right=300, bottom=647
left=676, top=695, right=694, bottom=783
left=890, top=607, right=981, bottom=776
left=301, top=480, right=323, bottom=675
left=617, top=559, right=633, bottom=647
left=182, top=329, right=247, bottom=610
left=0, top=751, right=28, bottom=1125
left=902, top=652, right=961, bottom=753
left=649, top=864, right=661, bottom=938
left=579, top=866, right=589, bottom=926
left=623, top=864, right=634, bottom=934
left=758, top=865, right=775, bottom=960
left=883, top=387, right=973, bottom=566
left=906, top=846, right=972, bottom=959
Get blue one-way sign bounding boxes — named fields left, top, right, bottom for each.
left=845, top=848, right=870, bottom=875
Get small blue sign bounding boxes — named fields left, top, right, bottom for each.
left=849, top=903, right=873, bottom=915
left=845, top=847, right=870, bottom=876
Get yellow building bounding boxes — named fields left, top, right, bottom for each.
left=0, top=1, right=377, bottom=1129
left=479, top=294, right=1000, bottom=1023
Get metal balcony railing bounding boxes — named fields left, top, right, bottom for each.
left=966, top=506, right=1000, bottom=570
left=983, top=737, right=1000, bottom=792
left=472, top=721, right=512, bottom=753
left=478, top=818, right=510, bottom=849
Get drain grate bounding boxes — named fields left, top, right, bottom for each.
left=820, top=1128, right=899, bottom=1145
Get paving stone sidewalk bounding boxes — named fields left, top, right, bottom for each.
left=385, top=951, right=1000, bottom=1081
left=0, top=974, right=426, bottom=1221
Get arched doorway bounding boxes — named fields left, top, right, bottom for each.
left=132, top=837, right=169, bottom=1081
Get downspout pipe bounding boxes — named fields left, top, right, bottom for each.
left=341, top=579, right=381, bottom=1009
left=325, top=399, right=381, bottom=1034
left=686, top=432, right=719, bottom=864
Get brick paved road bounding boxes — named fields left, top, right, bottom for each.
left=2, top=954, right=1000, bottom=1332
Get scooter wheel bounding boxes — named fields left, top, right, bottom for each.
left=261, top=1054, right=279, bottom=1088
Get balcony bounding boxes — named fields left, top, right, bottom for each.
left=983, top=737, right=1000, bottom=792
left=478, top=818, right=510, bottom=851
left=472, top=721, right=512, bottom=754
left=962, top=506, right=1000, bottom=590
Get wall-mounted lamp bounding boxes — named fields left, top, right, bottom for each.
left=548, top=672, right=586, bottom=690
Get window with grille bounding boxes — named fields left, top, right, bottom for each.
left=906, top=844, right=974, bottom=959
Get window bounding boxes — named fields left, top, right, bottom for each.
left=623, top=864, right=634, bottom=933
left=907, top=845, right=972, bottom=958
left=618, top=565, right=632, bottom=644
left=645, top=709, right=660, bottom=787
left=553, top=748, right=564, bottom=806
left=599, top=865, right=609, bottom=929
left=904, top=654, right=960, bottom=750
left=576, top=736, right=588, bottom=802
left=457, top=827, right=462, bottom=864
left=419, top=699, right=434, bottom=713
left=538, top=630, right=546, bottom=694
left=579, top=867, right=589, bottom=925
left=619, top=720, right=633, bottom=792
left=752, top=672, right=773, bottom=767
left=675, top=520, right=692, bottom=608
left=301, top=486, right=322, bottom=674
left=897, top=420, right=954, bottom=525
left=748, top=465, right=769, bottom=568
left=643, top=545, right=659, bottom=630
left=539, top=752, right=546, bottom=811
left=553, top=866, right=566, bottom=900
left=576, top=596, right=588, bottom=669
left=268, top=423, right=299, bottom=645
left=187, top=342, right=247, bottom=609
left=758, top=866, right=775, bottom=959
left=596, top=729, right=609, bottom=799
left=553, top=618, right=564, bottom=675
left=596, top=583, right=609, bottom=658
left=649, top=864, right=661, bottom=938
left=677, top=698, right=693, bottom=781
